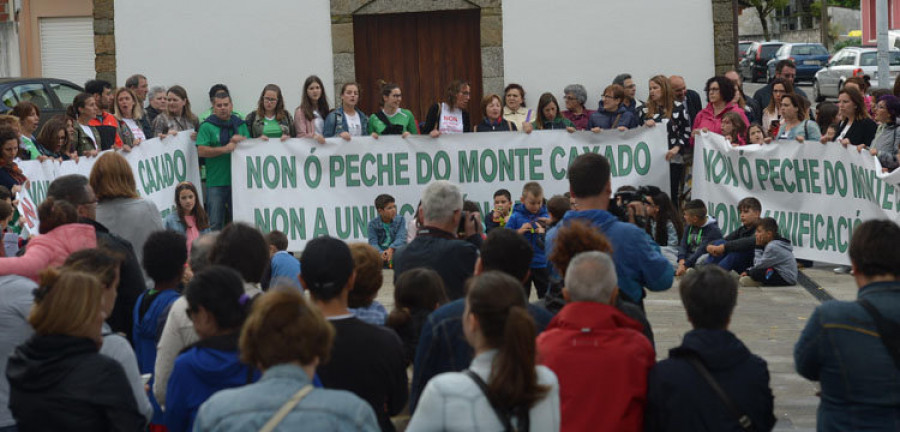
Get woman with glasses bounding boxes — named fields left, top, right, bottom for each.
left=612, top=73, right=640, bottom=116
left=561, top=84, right=593, bottom=131
left=35, top=115, right=76, bottom=161
left=424, top=79, right=472, bottom=137
left=368, top=81, right=418, bottom=137
left=246, top=84, right=295, bottom=140
left=761, top=78, right=793, bottom=138
left=855, top=95, right=899, bottom=171
left=588, top=84, right=639, bottom=132
left=691, top=76, right=749, bottom=144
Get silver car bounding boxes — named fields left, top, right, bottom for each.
left=812, top=47, right=900, bottom=102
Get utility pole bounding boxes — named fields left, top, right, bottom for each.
left=820, top=0, right=829, bottom=49
left=876, top=0, right=890, bottom=89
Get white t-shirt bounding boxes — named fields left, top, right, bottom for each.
left=80, top=124, right=97, bottom=149
left=122, top=118, right=146, bottom=141
left=439, top=102, right=464, bottom=134
left=345, top=111, right=362, bottom=136
left=313, top=111, right=324, bottom=135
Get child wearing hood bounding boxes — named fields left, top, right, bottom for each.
left=676, top=199, right=723, bottom=276
left=740, top=217, right=798, bottom=287
left=506, top=182, right=551, bottom=299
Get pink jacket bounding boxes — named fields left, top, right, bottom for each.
left=691, top=101, right=750, bottom=146
left=293, top=107, right=316, bottom=138
left=0, top=223, right=96, bottom=281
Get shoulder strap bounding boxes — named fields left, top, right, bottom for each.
left=683, top=355, right=757, bottom=432
left=613, top=113, right=622, bottom=128
left=376, top=110, right=391, bottom=127
left=858, top=298, right=900, bottom=369
left=464, top=370, right=521, bottom=432
left=803, top=120, right=808, bottom=138
left=433, top=104, right=443, bottom=132
left=258, top=384, right=314, bottom=432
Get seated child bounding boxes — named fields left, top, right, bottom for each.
left=367, top=194, right=407, bottom=266
left=706, top=197, right=761, bottom=273
left=740, top=217, right=798, bottom=287
left=676, top=199, right=723, bottom=276
left=546, top=194, right=571, bottom=229
left=347, top=243, right=388, bottom=326
left=484, top=189, right=512, bottom=233
left=506, top=181, right=551, bottom=299
left=266, top=230, right=301, bottom=288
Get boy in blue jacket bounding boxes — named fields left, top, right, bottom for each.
left=506, top=182, right=551, bottom=299
left=367, top=194, right=407, bottom=266
left=676, top=199, right=723, bottom=276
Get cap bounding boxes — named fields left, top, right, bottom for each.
left=299, top=236, right=354, bottom=298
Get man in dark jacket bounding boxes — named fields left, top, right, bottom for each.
left=47, top=174, right=146, bottom=341
left=752, top=60, right=808, bottom=110
left=645, top=266, right=776, bottom=431
left=670, top=75, right=703, bottom=127
left=393, top=180, right=482, bottom=300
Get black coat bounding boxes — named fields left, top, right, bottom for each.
left=835, top=117, right=878, bottom=146
left=423, top=103, right=472, bottom=134
left=645, top=329, right=776, bottom=432
left=684, top=89, right=703, bottom=126
left=7, top=334, right=146, bottom=431
left=393, top=227, right=481, bottom=300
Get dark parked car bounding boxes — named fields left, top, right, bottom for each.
left=740, top=41, right=784, bottom=83
left=766, top=43, right=830, bottom=82
left=0, top=78, right=83, bottom=129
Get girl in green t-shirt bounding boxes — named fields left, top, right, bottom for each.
left=368, top=81, right=418, bottom=138
left=246, top=84, right=295, bottom=141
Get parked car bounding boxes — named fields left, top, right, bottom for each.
left=765, top=43, right=830, bottom=82
left=738, top=40, right=753, bottom=59
left=813, top=47, right=900, bottom=101
left=740, top=41, right=784, bottom=83
left=0, top=78, right=83, bottom=129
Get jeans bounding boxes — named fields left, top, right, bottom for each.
left=706, top=239, right=755, bottom=273
left=206, top=186, right=232, bottom=231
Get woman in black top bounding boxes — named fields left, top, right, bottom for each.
left=829, top=87, right=877, bottom=147
left=423, top=79, right=472, bottom=136
left=475, top=94, right=517, bottom=132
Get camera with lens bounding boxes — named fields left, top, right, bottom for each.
left=614, top=185, right=660, bottom=206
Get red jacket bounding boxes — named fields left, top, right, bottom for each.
left=88, top=111, right=124, bottom=148
left=537, top=301, right=655, bottom=432
left=691, top=101, right=749, bottom=146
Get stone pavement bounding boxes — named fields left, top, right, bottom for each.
left=375, top=263, right=860, bottom=431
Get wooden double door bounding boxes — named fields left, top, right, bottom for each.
left=353, top=9, right=484, bottom=130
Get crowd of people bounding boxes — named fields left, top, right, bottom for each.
left=0, top=65, right=897, bottom=431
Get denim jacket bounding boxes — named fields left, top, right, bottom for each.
left=794, top=281, right=900, bottom=431
left=193, top=364, right=379, bottom=432
left=367, top=215, right=407, bottom=252
left=323, top=106, right=369, bottom=138
left=163, top=212, right=211, bottom=236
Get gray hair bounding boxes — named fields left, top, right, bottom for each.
left=563, top=84, right=587, bottom=106
left=421, top=180, right=463, bottom=225
left=189, top=232, right=219, bottom=273
left=613, top=73, right=632, bottom=86
left=148, top=86, right=166, bottom=98
left=564, top=251, right=617, bottom=304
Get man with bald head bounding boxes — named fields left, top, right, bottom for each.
left=669, top=75, right=702, bottom=127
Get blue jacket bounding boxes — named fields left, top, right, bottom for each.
left=546, top=209, right=673, bottom=304
left=410, top=298, right=554, bottom=413
left=678, top=217, right=724, bottom=267
left=323, top=106, right=369, bottom=138
left=588, top=105, right=639, bottom=130
left=645, top=329, right=776, bottom=432
left=194, top=364, right=379, bottom=432
left=163, top=212, right=211, bottom=236
left=270, top=250, right=301, bottom=288
left=794, top=281, right=900, bottom=431
left=505, top=203, right=549, bottom=268
left=165, top=334, right=260, bottom=432
left=367, top=215, right=407, bottom=252
left=133, top=289, right=180, bottom=424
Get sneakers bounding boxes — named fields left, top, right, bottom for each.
left=739, top=276, right=762, bottom=287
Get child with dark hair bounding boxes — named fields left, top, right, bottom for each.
left=506, top=182, right=551, bottom=299
left=347, top=243, right=388, bottom=325
left=265, top=230, right=300, bottom=289
left=387, top=268, right=448, bottom=365
left=0, top=199, right=20, bottom=257
left=367, top=193, right=406, bottom=266
left=546, top=194, right=571, bottom=228
left=740, top=217, right=797, bottom=287
left=135, top=230, right=187, bottom=427
left=706, top=197, right=762, bottom=274
left=485, top=188, right=512, bottom=232
left=676, top=199, right=723, bottom=276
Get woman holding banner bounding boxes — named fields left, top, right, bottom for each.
left=760, top=78, right=792, bottom=138
left=690, top=76, right=749, bottom=144
left=0, top=128, right=26, bottom=197
left=35, top=115, right=75, bottom=161
left=152, top=86, right=199, bottom=138
left=772, top=94, right=820, bottom=143
left=112, top=87, right=146, bottom=151
left=246, top=84, right=295, bottom=141
left=294, top=75, right=329, bottom=144
left=640, top=75, right=691, bottom=202
left=524, top=93, right=575, bottom=133
left=830, top=87, right=877, bottom=148
left=68, top=93, right=105, bottom=157
left=503, top=84, right=532, bottom=131
left=368, top=81, right=418, bottom=137
left=324, top=83, right=372, bottom=141
left=424, top=79, right=472, bottom=137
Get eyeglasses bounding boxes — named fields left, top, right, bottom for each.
left=707, top=87, right=720, bottom=93
left=263, top=97, right=278, bottom=103
left=602, top=95, right=617, bottom=100
left=459, top=91, right=471, bottom=96
left=625, top=84, right=637, bottom=90
left=564, top=95, right=577, bottom=100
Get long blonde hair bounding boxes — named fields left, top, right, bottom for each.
left=645, top=75, right=674, bottom=119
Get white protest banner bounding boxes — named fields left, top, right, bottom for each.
left=692, top=132, right=900, bottom=265
left=17, top=131, right=201, bottom=220
left=15, top=187, right=39, bottom=237
left=232, top=127, right=670, bottom=250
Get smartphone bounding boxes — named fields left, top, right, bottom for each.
left=141, top=373, right=152, bottom=386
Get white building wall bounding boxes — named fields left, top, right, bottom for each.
left=503, top=0, right=716, bottom=109
left=115, top=0, right=334, bottom=114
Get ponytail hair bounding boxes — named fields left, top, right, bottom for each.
left=37, top=197, right=78, bottom=234
left=466, top=271, right=549, bottom=411
left=184, top=265, right=251, bottom=331
left=377, top=80, right=400, bottom=108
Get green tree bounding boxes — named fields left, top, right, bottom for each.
left=740, top=0, right=790, bottom=41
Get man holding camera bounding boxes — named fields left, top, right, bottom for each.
left=393, top=180, right=483, bottom=300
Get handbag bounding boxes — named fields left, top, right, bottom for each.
left=258, top=384, right=314, bottom=432
left=464, top=370, right=530, bottom=432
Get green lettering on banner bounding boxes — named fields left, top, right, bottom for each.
left=792, top=159, right=810, bottom=193
left=738, top=157, right=753, bottom=189
left=304, top=153, right=322, bottom=188
left=434, top=151, right=451, bottom=180
left=481, top=149, right=498, bottom=182
left=634, top=142, right=650, bottom=175
left=513, top=149, right=529, bottom=180
left=396, top=153, right=410, bottom=185
left=398, top=203, right=414, bottom=219
left=254, top=207, right=306, bottom=240
left=334, top=206, right=375, bottom=239
left=361, top=153, right=377, bottom=187
left=27, top=180, right=49, bottom=205
left=139, top=150, right=186, bottom=195
left=529, top=148, right=543, bottom=180
left=247, top=156, right=262, bottom=188
left=459, top=150, right=478, bottom=183
left=499, top=150, right=515, bottom=181
left=814, top=214, right=825, bottom=250
left=345, top=154, right=361, bottom=187
left=780, top=159, right=796, bottom=193
left=768, top=159, right=784, bottom=192
left=825, top=216, right=836, bottom=251
left=329, top=156, right=345, bottom=187
left=884, top=183, right=894, bottom=211
left=755, top=159, right=769, bottom=191
left=617, top=145, right=632, bottom=176
left=807, top=159, right=822, bottom=194
left=837, top=216, right=849, bottom=253
left=604, top=146, right=617, bottom=176
left=416, top=152, right=432, bottom=184
left=550, top=146, right=566, bottom=180
left=797, top=212, right=811, bottom=247
left=313, top=208, right=329, bottom=237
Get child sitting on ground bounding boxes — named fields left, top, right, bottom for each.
left=506, top=181, right=551, bottom=299
left=266, top=230, right=300, bottom=288
left=740, top=217, right=798, bottom=287
left=367, top=194, right=406, bottom=266
left=706, top=197, right=761, bottom=274
left=348, top=243, right=388, bottom=325
left=546, top=194, right=570, bottom=228
left=484, top=189, right=512, bottom=233
left=676, top=199, right=723, bottom=276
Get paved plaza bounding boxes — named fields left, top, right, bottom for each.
left=376, top=263, right=858, bottom=431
